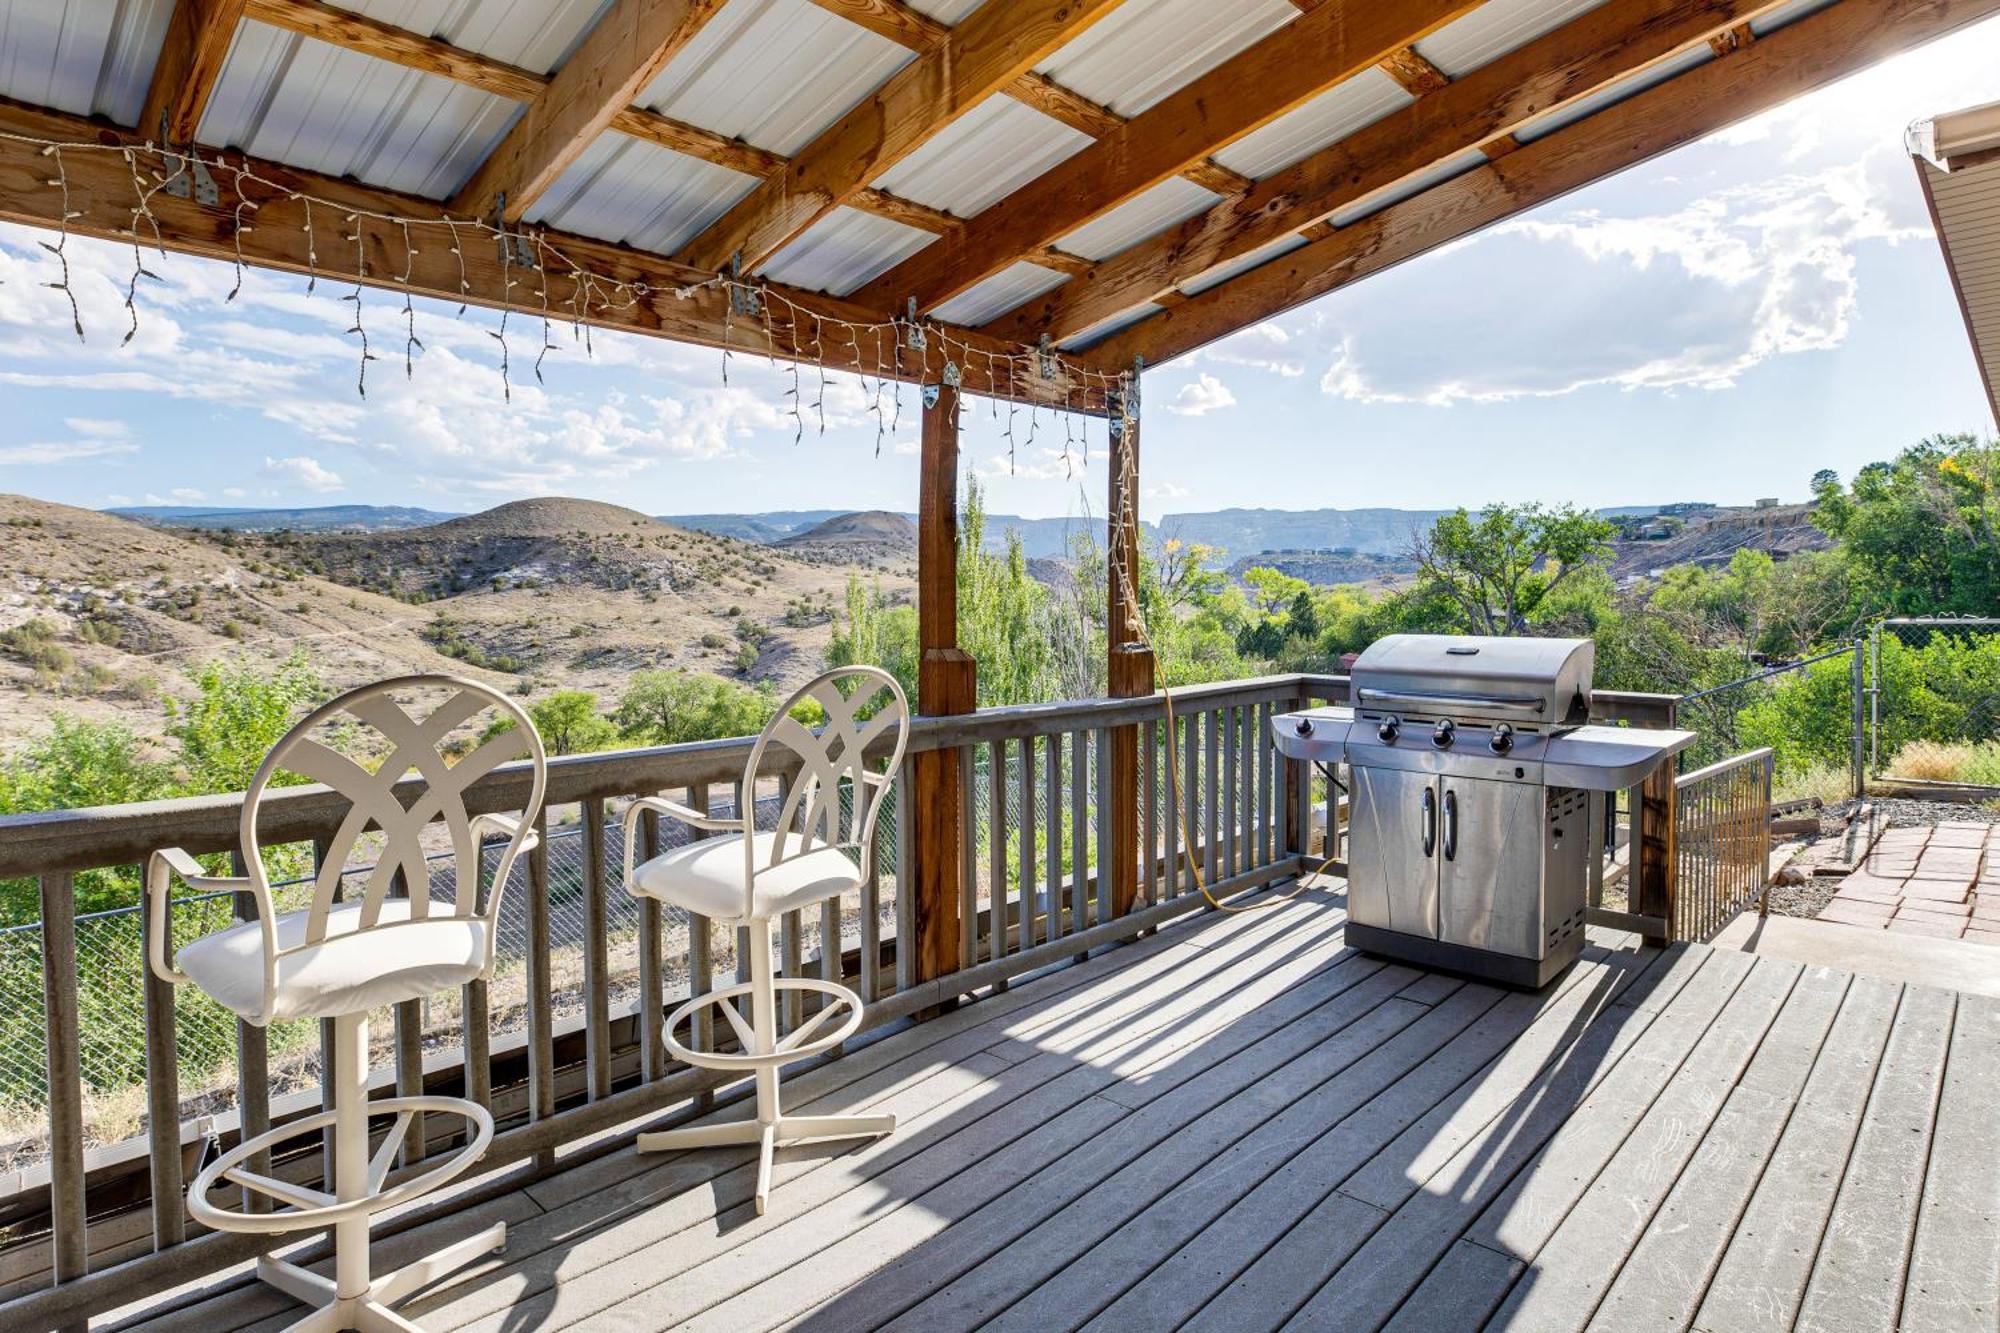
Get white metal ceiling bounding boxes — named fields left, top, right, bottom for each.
left=0, top=0, right=174, bottom=127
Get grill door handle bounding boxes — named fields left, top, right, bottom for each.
left=1421, top=788, right=1437, bottom=858
left=1442, top=788, right=1459, bottom=862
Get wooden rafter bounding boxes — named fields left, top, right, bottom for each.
left=242, top=1, right=1100, bottom=281
left=0, top=101, right=1110, bottom=406
left=853, top=0, right=1482, bottom=316
left=675, top=0, right=1131, bottom=276
left=141, top=0, right=248, bottom=146
left=1377, top=45, right=1451, bottom=97
left=1087, top=0, right=2000, bottom=370
left=448, top=0, right=729, bottom=223
left=988, top=0, right=1792, bottom=346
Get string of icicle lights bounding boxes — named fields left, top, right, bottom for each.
left=13, top=129, right=1134, bottom=473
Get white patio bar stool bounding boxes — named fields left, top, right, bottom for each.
left=147, top=675, right=546, bottom=1333
left=623, top=665, right=909, bottom=1214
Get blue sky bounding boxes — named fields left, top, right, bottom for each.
left=2, top=16, right=1998, bottom=524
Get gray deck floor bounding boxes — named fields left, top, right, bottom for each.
left=129, top=883, right=2000, bottom=1333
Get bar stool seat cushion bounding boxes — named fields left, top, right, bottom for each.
left=178, top=898, right=487, bottom=1022
left=631, top=831, right=859, bottom=922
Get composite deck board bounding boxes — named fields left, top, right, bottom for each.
left=127, top=900, right=2000, bottom=1333
left=1075, top=942, right=1655, bottom=1332
left=1900, top=993, right=2000, bottom=1333
left=1584, top=966, right=1853, bottom=1332
left=1792, top=982, right=1957, bottom=1333
left=1691, top=974, right=1906, bottom=1332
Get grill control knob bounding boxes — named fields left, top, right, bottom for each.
left=1489, top=723, right=1515, bottom=755
left=1295, top=716, right=1314, bottom=738
left=1377, top=716, right=1401, bottom=743
left=1432, top=719, right=1456, bottom=748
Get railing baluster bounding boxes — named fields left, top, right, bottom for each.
left=526, top=810, right=556, bottom=1166
left=389, top=864, right=427, bottom=1168
left=959, top=746, right=977, bottom=975
left=1184, top=710, right=1201, bottom=893
left=894, top=778, right=913, bottom=995
left=1141, top=716, right=1158, bottom=908
left=40, top=871, right=87, bottom=1328
left=463, top=834, right=492, bottom=1124
left=778, top=773, right=803, bottom=1033
left=581, top=798, right=612, bottom=1101
left=140, top=860, right=184, bottom=1251
left=1045, top=734, right=1063, bottom=939
left=1223, top=704, right=1240, bottom=880
left=637, top=807, right=665, bottom=1083
left=989, top=739, right=1008, bottom=968
left=1204, top=710, right=1221, bottom=886
left=734, top=780, right=752, bottom=993
left=1016, top=736, right=1036, bottom=949
left=234, top=850, right=273, bottom=1206
left=688, top=785, right=716, bottom=1080
left=1258, top=701, right=1275, bottom=868
left=861, top=774, right=884, bottom=1004
left=314, top=836, right=338, bottom=1186
left=819, top=893, right=841, bottom=1033
left=1094, top=727, right=1113, bottom=934
left=1069, top=729, right=1088, bottom=940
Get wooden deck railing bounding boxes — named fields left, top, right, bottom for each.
left=1672, top=748, right=1775, bottom=943
left=0, top=672, right=1342, bottom=1330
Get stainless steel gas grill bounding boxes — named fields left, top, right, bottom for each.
left=1273, top=634, right=1694, bottom=988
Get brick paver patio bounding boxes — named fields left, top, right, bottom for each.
left=1823, top=820, right=2000, bottom=944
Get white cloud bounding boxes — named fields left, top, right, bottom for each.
left=1144, top=480, right=1191, bottom=500
left=264, top=455, right=344, bottom=493
left=0, top=418, right=137, bottom=465
left=1166, top=372, right=1237, bottom=416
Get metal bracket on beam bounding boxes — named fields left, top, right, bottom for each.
left=727, top=254, right=762, bottom=316
left=1037, top=334, right=1055, bottom=380
left=157, top=132, right=218, bottom=207
left=941, top=361, right=961, bottom=391
left=905, top=298, right=927, bottom=352
left=496, top=229, right=538, bottom=270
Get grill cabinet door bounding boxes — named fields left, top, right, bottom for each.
left=1438, top=777, right=1544, bottom=958
left=1347, top=765, right=1438, bottom=938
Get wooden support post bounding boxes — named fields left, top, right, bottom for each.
left=912, top=380, right=974, bottom=986
left=1634, top=696, right=1680, bottom=947
left=1105, top=384, right=1155, bottom=920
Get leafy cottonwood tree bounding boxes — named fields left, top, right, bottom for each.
left=1812, top=435, right=2000, bottom=616
left=1407, top=502, right=1616, bottom=635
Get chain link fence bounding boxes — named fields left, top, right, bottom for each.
left=1867, top=617, right=2000, bottom=787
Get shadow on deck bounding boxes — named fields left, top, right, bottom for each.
left=123, top=882, right=1997, bottom=1333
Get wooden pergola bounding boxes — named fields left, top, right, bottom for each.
left=0, top=0, right=1993, bottom=1015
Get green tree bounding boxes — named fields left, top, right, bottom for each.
left=1409, top=503, right=1616, bottom=634
left=615, top=670, right=776, bottom=745
left=1812, top=436, right=2000, bottom=616
left=503, top=689, right=618, bottom=756
left=166, top=651, right=326, bottom=794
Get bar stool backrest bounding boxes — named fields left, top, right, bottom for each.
left=241, top=674, right=547, bottom=953
left=742, top=666, right=909, bottom=917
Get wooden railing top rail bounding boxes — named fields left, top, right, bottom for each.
left=0, top=672, right=1338, bottom=880
left=1676, top=747, right=1775, bottom=788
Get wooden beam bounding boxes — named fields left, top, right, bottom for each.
left=1090, top=0, right=2000, bottom=369
left=912, top=382, right=974, bottom=985
left=853, top=0, right=1481, bottom=316
left=676, top=0, right=1130, bottom=275
left=141, top=0, right=248, bottom=146
left=242, top=0, right=545, bottom=99
left=1377, top=45, right=1451, bottom=97
left=1105, top=390, right=1154, bottom=919
left=0, top=101, right=1111, bottom=406
left=449, top=0, right=729, bottom=223
left=806, top=0, right=949, bottom=49
left=990, top=0, right=1795, bottom=347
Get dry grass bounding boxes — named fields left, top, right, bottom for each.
left=1775, top=764, right=1853, bottom=806
left=1889, top=740, right=2000, bottom=786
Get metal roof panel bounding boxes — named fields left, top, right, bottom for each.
left=1057, top=177, right=1221, bottom=262
left=873, top=95, right=1091, bottom=216
left=1177, top=232, right=1311, bottom=296
left=202, top=22, right=519, bottom=198
left=756, top=205, right=936, bottom=295
left=525, top=133, right=757, bottom=253
left=0, top=0, right=175, bottom=127
left=1213, top=67, right=1413, bottom=180
left=930, top=260, right=1069, bottom=326
left=1415, top=0, right=1610, bottom=79
left=636, top=0, right=912, bottom=158
left=338, top=0, right=609, bottom=76
left=1035, top=0, right=1296, bottom=117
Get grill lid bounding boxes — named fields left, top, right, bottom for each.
left=1349, top=634, right=1593, bottom=729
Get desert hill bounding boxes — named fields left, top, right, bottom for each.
left=0, top=493, right=491, bottom=746
left=1610, top=504, right=1831, bottom=581
left=775, top=510, right=917, bottom=566
left=109, top=503, right=458, bottom=532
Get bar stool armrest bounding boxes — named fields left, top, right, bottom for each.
left=146, top=846, right=246, bottom=986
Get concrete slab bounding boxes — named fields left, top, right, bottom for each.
left=1712, top=914, right=2000, bottom=999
